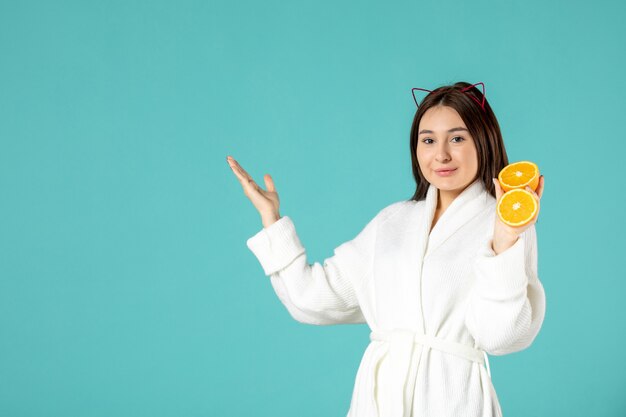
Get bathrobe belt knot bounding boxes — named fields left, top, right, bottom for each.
left=369, top=329, right=491, bottom=417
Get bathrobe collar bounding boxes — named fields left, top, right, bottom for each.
left=374, top=178, right=496, bottom=329
left=419, top=178, right=494, bottom=260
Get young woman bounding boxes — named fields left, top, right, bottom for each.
left=226, top=81, right=546, bottom=417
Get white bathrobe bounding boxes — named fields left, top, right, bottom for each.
left=246, top=178, right=546, bottom=417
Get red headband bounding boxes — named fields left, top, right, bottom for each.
left=411, top=82, right=486, bottom=113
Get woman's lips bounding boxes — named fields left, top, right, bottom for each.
left=435, top=168, right=457, bottom=176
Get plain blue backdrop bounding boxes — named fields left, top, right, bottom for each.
left=1, top=0, right=625, bottom=416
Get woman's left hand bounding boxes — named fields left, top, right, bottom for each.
left=491, top=175, right=545, bottom=254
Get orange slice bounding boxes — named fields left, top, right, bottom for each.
left=497, top=189, right=538, bottom=227
left=498, top=161, right=540, bottom=193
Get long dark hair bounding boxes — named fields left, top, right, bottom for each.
left=408, top=81, right=508, bottom=201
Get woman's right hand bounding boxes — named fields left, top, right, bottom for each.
left=226, top=155, right=281, bottom=227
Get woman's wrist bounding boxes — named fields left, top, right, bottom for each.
left=491, top=230, right=519, bottom=255
left=261, top=212, right=281, bottom=228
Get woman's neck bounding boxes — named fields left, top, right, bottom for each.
left=436, top=189, right=462, bottom=214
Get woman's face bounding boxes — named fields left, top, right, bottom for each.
left=416, top=105, right=479, bottom=194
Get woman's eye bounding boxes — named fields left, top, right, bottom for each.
left=421, top=136, right=464, bottom=144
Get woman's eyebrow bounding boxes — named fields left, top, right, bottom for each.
left=418, top=127, right=469, bottom=135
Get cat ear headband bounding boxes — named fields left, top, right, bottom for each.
left=411, top=82, right=487, bottom=113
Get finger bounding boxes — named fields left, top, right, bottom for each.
left=232, top=158, right=254, bottom=181
left=531, top=205, right=540, bottom=224
left=229, top=158, right=257, bottom=187
left=227, top=159, right=263, bottom=193
left=532, top=193, right=541, bottom=222
left=537, top=175, right=544, bottom=199
left=264, top=174, right=276, bottom=192
left=493, top=178, right=502, bottom=200
left=525, top=183, right=541, bottom=202
left=235, top=162, right=266, bottom=194
left=227, top=158, right=248, bottom=183
left=226, top=156, right=248, bottom=178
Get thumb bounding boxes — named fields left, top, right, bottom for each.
left=264, top=174, right=276, bottom=192
left=493, top=178, right=503, bottom=201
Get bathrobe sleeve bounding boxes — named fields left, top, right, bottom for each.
left=464, top=223, right=546, bottom=355
left=246, top=203, right=402, bottom=326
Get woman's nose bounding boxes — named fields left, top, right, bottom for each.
left=436, top=147, right=451, bottom=161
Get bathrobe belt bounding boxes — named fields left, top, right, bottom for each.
left=369, top=329, right=491, bottom=417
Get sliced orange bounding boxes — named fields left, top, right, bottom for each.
left=498, top=161, right=540, bottom=193
left=497, top=189, right=538, bottom=227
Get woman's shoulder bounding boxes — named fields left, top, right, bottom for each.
left=372, top=199, right=415, bottom=226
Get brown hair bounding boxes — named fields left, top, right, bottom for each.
left=408, top=81, right=508, bottom=201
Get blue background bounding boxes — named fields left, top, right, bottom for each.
left=1, top=0, right=625, bottom=416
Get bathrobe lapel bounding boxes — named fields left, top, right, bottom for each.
left=369, top=179, right=495, bottom=417
left=411, top=179, right=490, bottom=329
left=424, top=178, right=492, bottom=260
left=373, top=179, right=492, bottom=331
